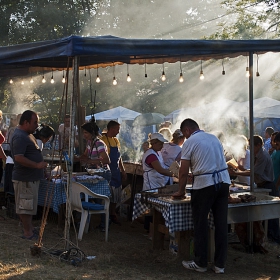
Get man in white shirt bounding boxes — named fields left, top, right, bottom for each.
left=172, top=118, right=231, bottom=274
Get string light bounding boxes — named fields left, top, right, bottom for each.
left=51, top=69, right=54, bottom=84
left=112, top=63, right=117, bottom=85
left=256, top=54, right=260, bottom=77
left=9, top=79, right=13, bottom=84
left=96, top=65, right=100, bottom=83
left=21, top=80, right=24, bottom=85
left=145, top=62, right=147, bottom=78
left=42, top=70, right=46, bottom=83
left=222, top=59, right=225, bottom=75
left=200, top=60, right=204, bottom=80
left=62, top=69, right=66, bottom=83
left=127, top=64, right=131, bottom=82
left=161, top=63, right=166, bottom=81
left=246, top=56, right=250, bottom=77
left=179, top=61, right=184, bottom=82
left=30, top=76, right=34, bottom=83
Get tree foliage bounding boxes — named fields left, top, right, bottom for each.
left=208, top=0, right=280, bottom=39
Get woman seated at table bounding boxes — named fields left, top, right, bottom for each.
left=33, top=124, right=55, bottom=151
left=142, top=132, right=175, bottom=191
left=160, top=129, right=185, bottom=184
left=79, top=119, right=111, bottom=171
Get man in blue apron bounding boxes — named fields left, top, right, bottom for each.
left=101, top=121, right=127, bottom=225
left=173, top=118, right=231, bottom=274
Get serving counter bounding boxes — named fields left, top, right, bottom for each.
left=133, top=191, right=280, bottom=259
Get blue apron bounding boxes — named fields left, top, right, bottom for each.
left=107, top=136, right=122, bottom=188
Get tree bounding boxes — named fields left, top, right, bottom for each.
left=208, top=0, right=280, bottom=39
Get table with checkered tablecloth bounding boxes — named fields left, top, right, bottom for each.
left=132, top=193, right=214, bottom=233
left=38, top=178, right=111, bottom=213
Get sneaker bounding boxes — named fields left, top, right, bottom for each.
left=182, top=260, right=207, bottom=272
left=212, top=265, right=224, bottom=274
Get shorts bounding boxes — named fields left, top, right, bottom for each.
left=109, top=185, right=122, bottom=204
left=12, top=180, right=40, bottom=215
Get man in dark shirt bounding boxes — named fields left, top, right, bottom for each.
left=231, top=135, right=279, bottom=242
left=11, top=110, right=47, bottom=240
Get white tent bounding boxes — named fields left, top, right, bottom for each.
left=254, top=104, right=280, bottom=118
left=241, top=97, right=280, bottom=111
left=85, top=106, right=141, bottom=123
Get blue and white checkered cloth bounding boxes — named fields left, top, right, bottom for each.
left=132, top=193, right=214, bottom=233
left=38, top=178, right=111, bottom=213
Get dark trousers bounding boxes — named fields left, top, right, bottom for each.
left=262, top=181, right=279, bottom=240
left=191, top=183, right=229, bottom=268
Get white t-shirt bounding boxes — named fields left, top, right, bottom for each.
left=181, top=130, right=231, bottom=190
left=236, top=149, right=250, bottom=185
left=58, top=123, right=78, bottom=149
left=160, top=143, right=182, bottom=167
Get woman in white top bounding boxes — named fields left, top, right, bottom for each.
left=231, top=134, right=250, bottom=185
left=142, top=132, right=174, bottom=191
left=160, top=129, right=185, bottom=184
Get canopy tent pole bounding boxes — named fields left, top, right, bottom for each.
left=248, top=51, right=254, bottom=253
left=64, top=56, right=79, bottom=250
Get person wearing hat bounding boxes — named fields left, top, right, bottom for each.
left=142, top=132, right=175, bottom=191
left=79, top=120, right=110, bottom=170
left=160, top=129, right=185, bottom=184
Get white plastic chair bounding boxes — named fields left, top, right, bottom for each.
left=71, top=182, right=110, bottom=241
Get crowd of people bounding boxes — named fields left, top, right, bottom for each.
left=1, top=109, right=280, bottom=274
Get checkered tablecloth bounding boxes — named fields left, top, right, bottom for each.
left=132, top=193, right=214, bottom=233
left=38, top=178, right=111, bottom=213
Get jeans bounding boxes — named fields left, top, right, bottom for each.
left=191, top=183, right=229, bottom=268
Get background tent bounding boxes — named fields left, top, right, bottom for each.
left=85, top=106, right=140, bottom=123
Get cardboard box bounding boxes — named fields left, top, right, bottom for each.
left=121, top=184, right=131, bottom=204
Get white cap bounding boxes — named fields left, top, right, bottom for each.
left=173, top=129, right=183, bottom=137
left=149, top=132, right=168, bottom=143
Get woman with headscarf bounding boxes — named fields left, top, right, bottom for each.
left=160, top=129, right=185, bottom=184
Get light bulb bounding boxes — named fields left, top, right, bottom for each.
left=113, top=77, right=117, bottom=85
left=42, top=76, right=46, bottom=83
left=96, top=75, right=100, bottom=83
left=62, top=76, right=65, bottom=83
left=256, top=72, right=260, bottom=77
left=30, top=77, right=34, bottom=83
left=21, top=80, right=24, bottom=85
left=179, top=73, right=184, bottom=83
left=9, top=79, right=13, bottom=84
left=246, top=66, right=250, bottom=77
left=200, top=71, right=204, bottom=80
left=161, top=71, right=166, bottom=81
left=127, top=74, right=131, bottom=82
left=51, top=76, right=54, bottom=84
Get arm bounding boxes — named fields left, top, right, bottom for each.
left=119, top=157, right=127, bottom=181
left=0, top=146, right=6, bottom=161
left=14, top=154, right=47, bottom=169
left=150, top=160, right=173, bottom=177
left=172, top=159, right=190, bottom=197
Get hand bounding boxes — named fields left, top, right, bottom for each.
left=37, top=161, right=48, bottom=169
left=172, top=191, right=186, bottom=198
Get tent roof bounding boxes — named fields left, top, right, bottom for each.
left=2, top=35, right=280, bottom=77
left=85, top=106, right=140, bottom=122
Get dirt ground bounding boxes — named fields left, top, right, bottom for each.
left=0, top=209, right=280, bottom=280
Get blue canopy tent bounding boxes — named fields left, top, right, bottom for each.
left=1, top=35, right=280, bottom=247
